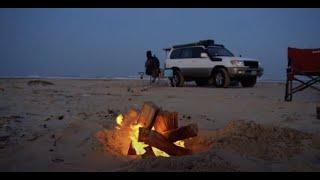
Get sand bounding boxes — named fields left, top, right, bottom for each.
left=0, top=78, right=319, bottom=171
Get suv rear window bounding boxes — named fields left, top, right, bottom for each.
left=180, top=48, right=193, bottom=58
left=170, top=49, right=182, bottom=59
left=170, top=47, right=204, bottom=59
left=192, top=47, right=203, bottom=58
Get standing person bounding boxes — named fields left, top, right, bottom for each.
left=145, top=50, right=160, bottom=83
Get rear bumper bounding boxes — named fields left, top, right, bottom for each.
left=227, top=67, right=263, bottom=78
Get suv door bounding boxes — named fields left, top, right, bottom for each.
left=168, top=47, right=212, bottom=78
left=189, top=47, right=212, bottom=77
left=168, top=47, right=193, bottom=77
left=178, top=47, right=194, bottom=77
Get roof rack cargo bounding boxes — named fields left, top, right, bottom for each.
left=172, top=39, right=215, bottom=49
left=163, top=39, right=220, bottom=52
left=214, top=44, right=225, bottom=48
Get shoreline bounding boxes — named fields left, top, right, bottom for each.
left=0, top=76, right=286, bottom=83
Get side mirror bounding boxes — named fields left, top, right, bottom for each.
left=200, top=52, right=209, bottom=58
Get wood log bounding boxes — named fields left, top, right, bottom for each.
left=127, top=102, right=158, bottom=155
left=141, top=146, right=155, bottom=158
left=172, top=112, right=178, bottom=127
left=137, top=101, right=159, bottom=129
left=124, top=108, right=139, bottom=126
left=138, top=127, right=192, bottom=156
left=127, top=142, right=136, bottom=155
left=162, top=123, right=198, bottom=142
left=125, top=108, right=139, bottom=155
left=153, top=111, right=178, bottom=134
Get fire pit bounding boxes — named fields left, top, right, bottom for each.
left=97, top=101, right=198, bottom=157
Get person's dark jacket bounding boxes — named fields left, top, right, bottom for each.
left=145, top=56, right=160, bottom=76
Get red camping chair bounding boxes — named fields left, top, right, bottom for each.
left=285, top=47, right=320, bottom=101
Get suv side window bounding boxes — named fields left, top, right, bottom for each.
left=180, top=48, right=193, bottom=59
left=170, top=47, right=204, bottom=59
left=192, top=47, right=203, bottom=58
left=170, top=49, right=182, bottom=59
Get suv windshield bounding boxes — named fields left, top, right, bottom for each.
left=206, top=46, right=234, bottom=57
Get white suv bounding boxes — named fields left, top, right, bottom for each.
left=164, top=40, right=263, bottom=87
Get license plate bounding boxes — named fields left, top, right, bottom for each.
left=164, top=69, right=173, bottom=78
left=251, top=71, right=257, bottom=75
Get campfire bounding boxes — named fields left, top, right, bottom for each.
left=109, top=101, right=198, bottom=157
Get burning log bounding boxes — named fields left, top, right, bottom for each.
left=162, top=123, right=198, bottom=142
left=123, top=108, right=140, bottom=156
left=142, top=146, right=155, bottom=158
left=153, top=111, right=178, bottom=134
left=127, top=102, right=159, bottom=156
left=137, top=102, right=160, bottom=129
left=138, top=127, right=192, bottom=156
left=127, top=142, right=136, bottom=155
left=120, top=101, right=198, bottom=157
left=124, top=108, right=139, bottom=125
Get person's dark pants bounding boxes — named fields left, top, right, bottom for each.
left=151, top=69, right=160, bottom=83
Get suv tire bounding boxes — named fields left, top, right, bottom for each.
left=213, top=68, right=230, bottom=88
left=170, top=70, right=184, bottom=87
left=240, top=76, right=257, bottom=87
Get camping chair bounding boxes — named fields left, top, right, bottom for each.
left=285, top=47, right=320, bottom=101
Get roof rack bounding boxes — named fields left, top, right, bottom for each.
left=163, top=39, right=215, bottom=51
left=173, top=39, right=215, bottom=49
left=213, top=44, right=224, bottom=48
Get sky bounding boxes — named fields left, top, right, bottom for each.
left=0, top=8, right=320, bottom=80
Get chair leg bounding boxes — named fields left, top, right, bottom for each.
left=149, top=76, right=152, bottom=85
left=290, top=76, right=319, bottom=94
left=285, top=79, right=292, bottom=101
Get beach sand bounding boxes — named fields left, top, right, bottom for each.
left=0, top=78, right=319, bottom=171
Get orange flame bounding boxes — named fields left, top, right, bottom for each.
left=116, top=114, right=123, bottom=129
left=115, top=114, right=185, bottom=157
left=129, top=123, right=149, bottom=155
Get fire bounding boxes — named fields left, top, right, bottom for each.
left=152, top=147, right=170, bottom=157
left=114, top=113, right=186, bottom=157
left=116, top=114, right=123, bottom=128
left=174, top=140, right=185, bottom=148
left=130, top=124, right=185, bottom=157
left=129, top=123, right=148, bottom=155
left=150, top=127, right=171, bottom=157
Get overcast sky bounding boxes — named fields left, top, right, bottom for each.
left=1, top=8, right=320, bottom=80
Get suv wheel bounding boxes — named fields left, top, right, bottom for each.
left=213, top=68, right=230, bottom=88
left=240, top=76, right=257, bottom=87
left=170, top=70, right=184, bottom=87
